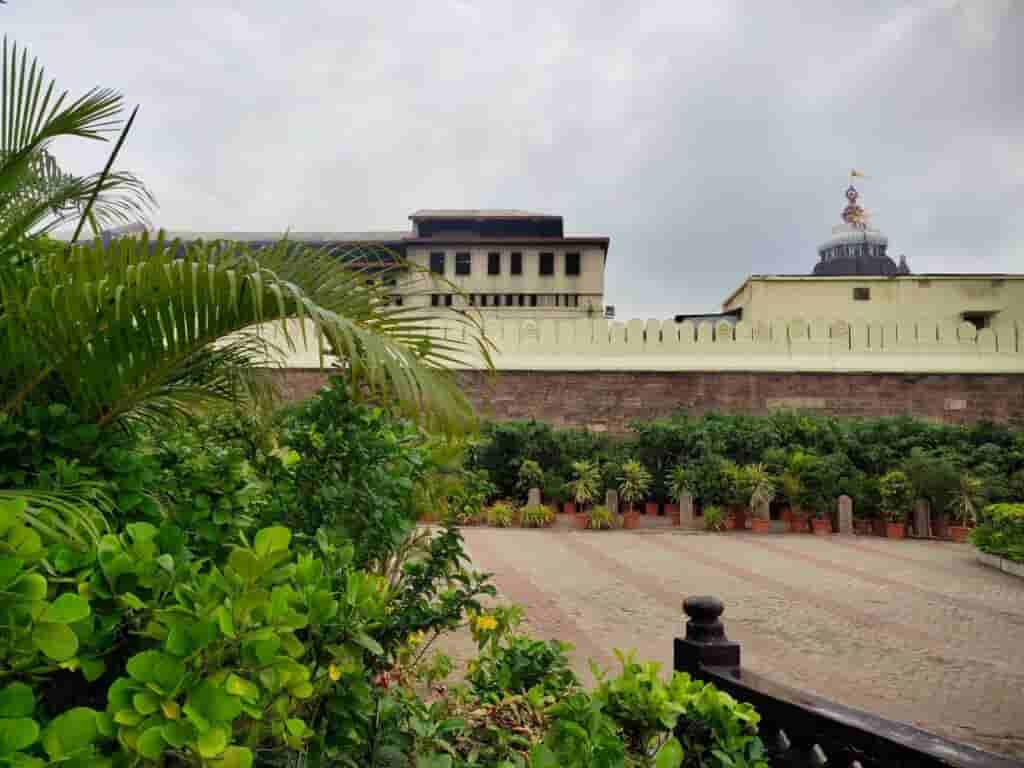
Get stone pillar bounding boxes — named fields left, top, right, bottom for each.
left=527, top=487, right=542, bottom=508
left=913, top=499, right=931, bottom=538
left=679, top=493, right=695, bottom=528
left=605, top=489, right=619, bottom=518
left=837, top=495, right=853, bottom=535
left=674, top=596, right=740, bottom=678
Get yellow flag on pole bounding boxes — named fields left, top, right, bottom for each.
left=850, top=169, right=867, bottom=178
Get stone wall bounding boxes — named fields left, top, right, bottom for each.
left=275, top=369, right=1024, bottom=434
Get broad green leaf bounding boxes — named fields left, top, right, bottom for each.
left=32, top=622, right=78, bottom=661
left=0, top=717, right=39, bottom=753
left=285, top=718, right=305, bottom=736
left=188, top=682, right=242, bottom=723
left=0, top=557, right=24, bottom=589
left=41, top=593, right=91, bottom=624
left=224, top=675, right=259, bottom=701
left=253, top=526, right=290, bottom=558
left=217, top=745, right=254, bottom=768
left=656, top=737, right=684, bottom=768
left=40, top=707, right=99, bottom=759
left=197, top=725, right=228, bottom=758
left=0, top=683, right=35, bottom=717
left=136, top=726, right=166, bottom=760
left=80, top=657, right=105, bottom=682
left=10, top=573, right=47, bottom=600
left=160, top=720, right=193, bottom=748
left=354, top=632, right=384, bottom=657
left=132, top=692, right=160, bottom=715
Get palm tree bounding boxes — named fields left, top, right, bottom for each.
left=567, top=460, right=601, bottom=510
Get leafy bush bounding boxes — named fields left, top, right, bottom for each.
left=619, top=460, right=652, bottom=511
left=520, top=505, right=554, bottom=528
left=568, top=460, right=602, bottom=507
left=971, top=503, right=1024, bottom=562
left=587, top=505, right=616, bottom=530
left=516, top=460, right=545, bottom=498
left=486, top=501, right=517, bottom=528
left=880, top=470, right=914, bottom=523
left=703, top=505, right=725, bottom=532
left=468, top=635, right=577, bottom=702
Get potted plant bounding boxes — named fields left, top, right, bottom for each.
left=746, top=463, right=776, bottom=533
left=567, top=460, right=601, bottom=527
left=790, top=452, right=835, bottom=536
left=703, top=504, right=726, bottom=532
left=587, top=504, right=615, bottom=530
left=667, top=466, right=690, bottom=526
left=618, top=459, right=652, bottom=530
left=516, top=459, right=545, bottom=505
left=880, top=470, right=913, bottom=539
left=722, top=460, right=752, bottom=530
left=947, top=474, right=982, bottom=542
left=781, top=460, right=807, bottom=533
left=485, top=501, right=516, bottom=528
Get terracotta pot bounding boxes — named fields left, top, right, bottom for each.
left=622, top=510, right=641, bottom=530
left=573, top=512, right=589, bottom=530
left=562, top=501, right=577, bottom=516
left=789, top=515, right=808, bottom=533
left=751, top=518, right=772, bottom=533
left=853, top=519, right=872, bottom=536
left=731, top=505, right=748, bottom=530
left=947, top=524, right=971, bottom=543
left=723, top=515, right=736, bottom=530
left=811, top=518, right=832, bottom=536
left=780, top=508, right=793, bottom=523
left=872, top=519, right=887, bottom=537
left=645, top=501, right=659, bottom=516
left=664, top=503, right=679, bottom=520
left=933, top=514, right=949, bottom=540
left=885, top=522, right=906, bottom=539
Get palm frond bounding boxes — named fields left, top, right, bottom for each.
left=0, top=486, right=111, bottom=547
left=0, top=233, right=490, bottom=433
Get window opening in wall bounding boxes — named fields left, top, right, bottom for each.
left=518, top=294, right=525, bottom=306
left=539, top=252, right=554, bottom=276
left=429, top=252, right=445, bottom=274
left=962, top=311, right=995, bottom=330
left=392, top=296, right=403, bottom=307
left=430, top=294, right=439, bottom=307
left=444, top=294, right=453, bottom=307
left=488, top=252, right=500, bottom=275
left=468, top=294, right=476, bottom=307
left=565, top=252, right=580, bottom=276
left=505, top=294, right=514, bottom=306
left=455, top=252, right=471, bottom=276
left=529, top=294, right=538, bottom=307
left=510, top=252, right=522, bottom=275
left=853, top=287, right=870, bottom=301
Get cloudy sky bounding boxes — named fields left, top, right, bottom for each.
left=8, top=1, right=1022, bottom=318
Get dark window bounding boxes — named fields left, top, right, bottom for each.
left=539, top=252, right=554, bottom=276
left=506, top=294, right=514, bottom=306
left=455, top=252, right=471, bottom=276
left=430, top=294, right=440, bottom=307
left=963, top=312, right=992, bottom=330
left=853, top=287, right=871, bottom=301
left=518, top=294, right=525, bottom=306
left=468, top=294, right=476, bottom=307
left=393, top=296, right=403, bottom=307
left=430, top=252, right=445, bottom=274
left=488, top=252, right=501, bottom=275
left=444, top=294, right=453, bottom=307
left=510, top=252, right=522, bottom=275
left=480, top=295, right=489, bottom=307
left=566, top=252, right=581, bottom=276
left=554, top=295, right=560, bottom=307
left=529, top=295, right=538, bottom=307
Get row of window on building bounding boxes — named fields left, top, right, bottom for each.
left=429, top=293, right=583, bottom=308
left=429, top=251, right=580, bottom=277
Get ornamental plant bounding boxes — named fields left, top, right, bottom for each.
left=486, top=501, right=517, bottom=527
left=879, top=470, right=914, bottom=523
left=587, top=505, right=615, bottom=530
left=618, top=460, right=652, bottom=513
left=520, top=505, right=553, bottom=528
left=567, top=460, right=601, bottom=509
left=948, top=474, right=983, bottom=526
left=668, top=466, right=691, bottom=505
left=516, top=460, right=545, bottom=499
left=970, top=503, right=1024, bottom=562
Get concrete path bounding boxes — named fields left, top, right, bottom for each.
left=457, top=527, right=1024, bottom=759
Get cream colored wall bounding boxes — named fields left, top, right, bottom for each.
left=399, top=245, right=604, bottom=319
left=723, top=277, right=1024, bottom=327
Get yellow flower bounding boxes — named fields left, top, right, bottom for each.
left=329, top=664, right=341, bottom=682
left=408, top=631, right=426, bottom=647
left=475, top=615, right=498, bottom=632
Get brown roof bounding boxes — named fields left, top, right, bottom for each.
left=409, top=209, right=559, bottom=220
left=402, top=235, right=609, bottom=250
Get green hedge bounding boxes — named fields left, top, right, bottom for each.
left=971, top=503, right=1024, bottom=563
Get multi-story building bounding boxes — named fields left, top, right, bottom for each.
left=142, top=209, right=610, bottom=321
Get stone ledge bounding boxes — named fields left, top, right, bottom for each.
left=976, top=551, right=1024, bottom=580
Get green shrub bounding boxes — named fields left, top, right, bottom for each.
left=618, top=459, right=652, bottom=511
left=520, top=505, right=553, bottom=528
left=880, top=470, right=914, bottom=523
left=516, top=459, right=545, bottom=498
left=486, top=501, right=517, bottom=528
left=468, top=634, right=577, bottom=702
left=703, top=505, right=725, bottom=532
left=587, top=505, right=615, bottom=530
left=568, top=460, right=601, bottom=507
left=971, top=503, right=1024, bottom=562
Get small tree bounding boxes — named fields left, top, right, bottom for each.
left=746, top=463, right=776, bottom=517
left=618, top=460, right=652, bottom=514
left=948, top=474, right=983, bottom=526
left=567, top=460, right=601, bottom=510
left=879, top=470, right=914, bottom=523
left=516, top=460, right=545, bottom=501
left=667, top=466, right=691, bottom=505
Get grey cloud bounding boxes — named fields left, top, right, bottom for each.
left=8, top=0, right=1021, bottom=318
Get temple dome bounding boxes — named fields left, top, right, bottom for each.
left=813, top=183, right=908, bottom=276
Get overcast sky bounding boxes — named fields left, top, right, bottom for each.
left=8, top=1, right=1022, bottom=318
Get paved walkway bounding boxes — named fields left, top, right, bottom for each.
left=457, top=527, right=1024, bottom=759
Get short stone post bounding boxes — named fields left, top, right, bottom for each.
left=605, top=489, right=619, bottom=518
left=837, top=495, right=853, bottom=535
left=527, top=487, right=541, bottom=508
left=679, top=492, right=695, bottom=528
left=912, top=499, right=931, bottom=538
left=674, top=596, right=740, bottom=678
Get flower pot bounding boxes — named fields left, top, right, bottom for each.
left=645, top=501, right=659, bottom=516
left=780, top=507, right=793, bottom=523
left=853, top=519, right=872, bottom=536
left=751, top=518, right=773, bottom=533
left=789, top=515, right=808, bottom=533
left=622, top=510, right=641, bottom=529
left=947, top=524, right=971, bottom=543
left=872, top=519, right=887, bottom=537
left=933, top=514, right=949, bottom=540
left=723, top=515, right=736, bottom=530
left=731, top=505, right=748, bottom=530
left=664, top=502, right=679, bottom=520
left=885, top=522, right=906, bottom=539
left=573, top=512, right=589, bottom=530
left=811, top=518, right=832, bottom=536
left=562, top=501, right=577, bottom=516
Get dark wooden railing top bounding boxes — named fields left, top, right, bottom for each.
left=674, top=596, right=1024, bottom=768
